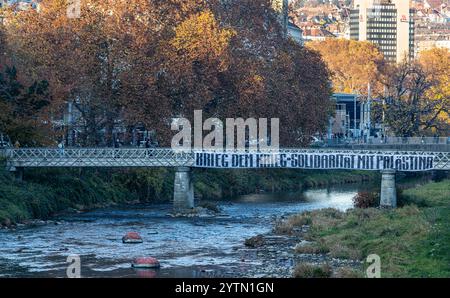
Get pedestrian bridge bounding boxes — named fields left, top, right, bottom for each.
left=3, top=148, right=450, bottom=210
left=4, top=148, right=450, bottom=170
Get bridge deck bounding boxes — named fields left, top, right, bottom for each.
left=3, top=148, right=450, bottom=171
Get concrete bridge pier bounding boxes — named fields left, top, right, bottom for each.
left=8, top=166, right=24, bottom=181
left=173, top=167, right=194, bottom=211
left=380, top=170, right=397, bottom=208
left=15, top=168, right=24, bottom=181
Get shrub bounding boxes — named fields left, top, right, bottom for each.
left=352, top=191, right=380, bottom=208
left=295, top=242, right=329, bottom=254
left=288, top=213, right=312, bottom=226
left=293, top=263, right=332, bottom=278
left=328, top=243, right=362, bottom=260
left=334, top=267, right=364, bottom=278
left=273, top=213, right=312, bottom=235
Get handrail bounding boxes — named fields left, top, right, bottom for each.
left=4, top=148, right=450, bottom=171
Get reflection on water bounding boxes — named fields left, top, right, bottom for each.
left=0, top=184, right=372, bottom=278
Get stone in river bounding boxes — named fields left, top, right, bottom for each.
left=244, top=235, right=265, bottom=248
left=122, top=232, right=143, bottom=244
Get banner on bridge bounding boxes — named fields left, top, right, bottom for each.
left=194, top=152, right=435, bottom=171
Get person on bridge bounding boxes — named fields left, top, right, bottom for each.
left=58, top=141, right=65, bottom=156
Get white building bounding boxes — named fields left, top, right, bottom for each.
left=350, top=0, right=415, bottom=63
left=288, top=21, right=304, bottom=45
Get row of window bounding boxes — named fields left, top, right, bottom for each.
left=367, top=12, right=397, bottom=17
left=372, top=39, right=397, bottom=45
left=368, top=34, right=396, bottom=38
left=366, top=28, right=397, bottom=33
left=379, top=46, right=397, bottom=50
left=367, top=22, right=397, bottom=27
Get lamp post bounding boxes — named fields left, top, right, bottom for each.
left=367, top=82, right=372, bottom=141
left=354, top=92, right=357, bottom=141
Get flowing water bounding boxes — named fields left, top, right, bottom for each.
left=0, top=183, right=376, bottom=278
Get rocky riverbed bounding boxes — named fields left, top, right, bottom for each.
left=0, top=185, right=369, bottom=278
left=217, top=227, right=363, bottom=278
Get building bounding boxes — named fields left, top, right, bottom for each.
left=350, top=0, right=415, bottom=63
left=287, top=21, right=304, bottom=44
left=416, top=37, right=450, bottom=55
left=413, top=0, right=450, bottom=56
left=302, top=25, right=336, bottom=42
left=327, top=93, right=378, bottom=142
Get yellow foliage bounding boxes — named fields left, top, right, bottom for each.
left=307, top=38, right=385, bottom=96
left=419, top=48, right=450, bottom=125
left=170, top=10, right=235, bottom=68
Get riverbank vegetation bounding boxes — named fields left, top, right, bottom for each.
left=194, top=169, right=378, bottom=200
left=0, top=162, right=379, bottom=226
left=276, top=178, right=450, bottom=278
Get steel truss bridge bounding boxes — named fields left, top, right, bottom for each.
left=3, top=148, right=450, bottom=171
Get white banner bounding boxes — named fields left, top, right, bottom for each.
left=194, top=152, right=435, bottom=171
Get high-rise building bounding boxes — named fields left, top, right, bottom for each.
left=350, top=0, right=415, bottom=63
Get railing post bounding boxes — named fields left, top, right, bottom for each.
left=380, top=169, right=397, bottom=208
left=173, top=167, right=194, bottom=211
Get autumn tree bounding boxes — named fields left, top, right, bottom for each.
left=0, top=22, right=7, bottom=70
left=379, top=51, right=449, bottom=137
left=4, top=0, right=176, bottom=146
left=0, top=66, right=51, bottom=145
left=3, top=0, right=333, bottom=147
left=307, top=39, right=385, bottom=96
left=419, top=48, right=450, bottom=135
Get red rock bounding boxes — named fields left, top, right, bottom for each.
left=122, top=232, right=143, bottom=244
left=132, top=257, right=160, bottom=269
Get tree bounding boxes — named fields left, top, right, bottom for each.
left=418, top=48, right=450, bottom=135
left=4, top=0, right=175, bottom=146
left=0, top=25, right=6, bottom=69
left=380, top=53, right=449, bottom=137
left=0, top=66, right=51, bottom=145
left=3, top=0, right=333, bottom=148
left=307, top=39, right=385, bottom=96
left=132, top=0, right=333, bottom=146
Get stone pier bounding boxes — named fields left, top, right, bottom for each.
left=380, top=170, right=397, bottom=208
left=173, top=167, right=194, bottom=211
left=8, top=166, right=24, bottom=181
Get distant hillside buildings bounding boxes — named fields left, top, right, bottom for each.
left=291, top=0, right=449, bottom=62
left=414, top=0, right=450, bottom=56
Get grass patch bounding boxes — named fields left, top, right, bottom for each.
left=281, top=179, right=450, bottom=277
left=334, top=267, right=365, bottom=278
left=399, top=180, right=450, bottom=207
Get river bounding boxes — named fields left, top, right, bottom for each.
left=0, top=183, right=376, bottom=278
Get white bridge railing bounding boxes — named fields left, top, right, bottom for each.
left=4, top=148, right=450, bottom=171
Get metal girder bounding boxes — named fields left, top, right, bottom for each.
left=4, top=148, right=450, bottom=170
